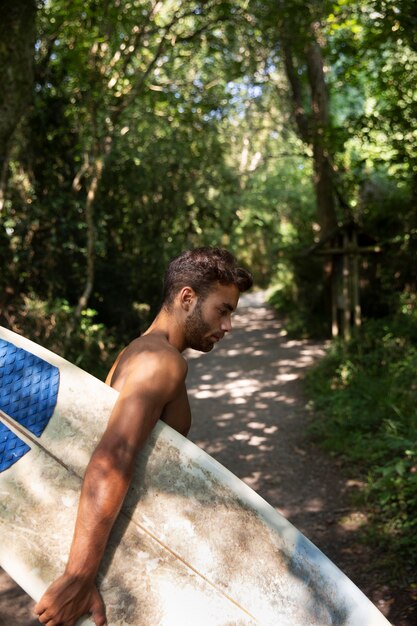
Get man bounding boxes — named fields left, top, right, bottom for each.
left=34, top=247, right=252, bottom=626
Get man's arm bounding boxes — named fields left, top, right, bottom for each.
left=34, top=351, right=187, bottom=626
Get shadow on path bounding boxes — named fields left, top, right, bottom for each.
left=187, top=294, right=328, bottom=518
left=0, top=293, right=412, bottom=625
left=186, top=292, right=401, bottom=625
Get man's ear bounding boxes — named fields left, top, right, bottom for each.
left=179, top=286, right=196, bottom=311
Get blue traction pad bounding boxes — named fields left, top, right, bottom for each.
left=0, top=421, right=30, bottom=472
left=0, top=338, right=60, bottom=472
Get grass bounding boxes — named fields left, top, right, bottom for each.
left=305, top=314, right=417, bottom=585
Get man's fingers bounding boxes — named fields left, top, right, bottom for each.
left=34, top=579, right=106, bottom=626
left=34, top=599, right=46, bottom=615
left=34, top=598, right=55, bottom=622
left=90, top=590, right=107, bottom=626
left=91, top=612, right=107, bottom=625
left=38, top=616, right=58, bottom=626
left=34, top=598, right=56, bottom=624
left=34, top=607, right=51, bottom=624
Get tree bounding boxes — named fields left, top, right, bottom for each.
left=0, top=0, right=36, bottom=208
left=29, top=0, right=240, bottom=315
left=244, top=1, right=339, bottom=238
left=3, top=0, right=253, bottom=336
left=0, top=0, right=37, bottom=306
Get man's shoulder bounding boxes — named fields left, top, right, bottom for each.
left=120, top=338, right=187, bottom=401
left=127, top=335, right=187, bottom=377
left=129, top=334, right=184, bottom=358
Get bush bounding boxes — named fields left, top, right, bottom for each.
left=267, top=254, right=330, bottom=339
left=306, top=312, right=417, bottom=579
left=4, top=295, right=118, bottom=380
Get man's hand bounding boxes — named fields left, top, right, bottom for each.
left=34, top=574, right=107, bottom=626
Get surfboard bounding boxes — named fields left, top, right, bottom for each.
left=0, top=325, right=391, bottom=626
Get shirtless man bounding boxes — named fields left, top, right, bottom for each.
left=34, top=247, right=252, bottom=626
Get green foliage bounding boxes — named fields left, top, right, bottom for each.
left=267, top=251, right=330, bottom=338
left=6, top=296, right=118, bottom=380
left=2, top=0, right=255, bottom=338
left=1, top=0, right=415, bottom=346
left=306, top=311, right=417, bottom=577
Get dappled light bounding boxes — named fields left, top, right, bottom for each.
left=187, top=297, right=327, bottom=517
left=1, top=0, right=416, bottom=622
left=4, top=314, right=387, bottom=626
left=186, top=295, right=396, bottom=620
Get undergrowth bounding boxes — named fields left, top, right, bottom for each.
left=3, top=295, right=118, bottom=380
left=305, top=313, right=417, bottom=585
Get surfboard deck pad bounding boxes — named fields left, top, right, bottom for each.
left=0, top=326, right=391, bottom=625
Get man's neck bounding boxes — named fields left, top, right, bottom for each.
left=144, top=308, right=187, bottom=352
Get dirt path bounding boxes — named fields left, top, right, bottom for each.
left=0, top=293, right=413, bottom=624
left=186, top=293, right=412, bottom=626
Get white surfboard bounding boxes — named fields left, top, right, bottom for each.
left=0, top=326, right=391, bottom=625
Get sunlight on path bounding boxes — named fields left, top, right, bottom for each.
left=186, top=292, right=399, bottom=621
left=0, top=292, right=401, bottom=624
left=187, top=290, right=328, bottom=519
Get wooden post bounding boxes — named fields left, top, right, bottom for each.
left=331, top=255, right=338, bottom=338
left=352, top=229, right=361, bottom=328
left=342, top=232, right=351, bottom=341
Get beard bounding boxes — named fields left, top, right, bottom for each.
left=184, top=301, right=214, bottom=352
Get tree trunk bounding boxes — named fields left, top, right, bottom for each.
left=282, top=24, right=338, bottom=238
left=75, top=156, right=104, bottom=317
left=305, top=34, right=338, bottom=236
left=0, top=0, right=36, bottom=211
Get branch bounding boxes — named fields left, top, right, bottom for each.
left=72, top=154, right=90, bottom=192
left=115, top=1, right=165, bottom=78
left=111, top=33, right=168, bottom=126
left=281, top=41, right=311, bottom=143
left=75, top=156, right=104, bottom=317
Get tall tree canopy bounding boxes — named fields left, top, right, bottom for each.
left=1, top=0, right=416, bottom=338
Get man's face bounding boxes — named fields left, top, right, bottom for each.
left=184, top=283, right=240, bottom=352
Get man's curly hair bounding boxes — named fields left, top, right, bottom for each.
left=162, top=247, right=253, bottom=307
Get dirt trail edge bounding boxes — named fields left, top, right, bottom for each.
left=186, top=292, right=412, bottom=626
left=0, top=293, right=413, bottom=624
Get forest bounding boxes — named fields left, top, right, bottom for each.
left=1, top=0, right=416, bottom=604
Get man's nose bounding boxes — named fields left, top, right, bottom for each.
left=221, top=316, right=232, bottom=333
